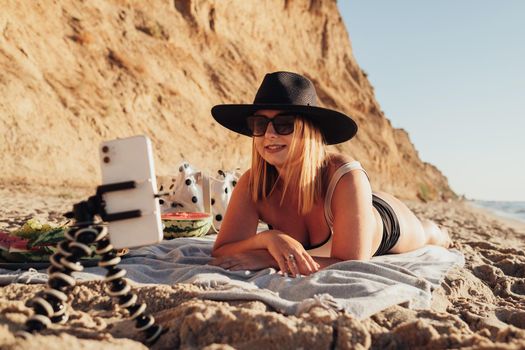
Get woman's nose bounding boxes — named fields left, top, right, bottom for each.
left=264, top=121, right=278, bottom=137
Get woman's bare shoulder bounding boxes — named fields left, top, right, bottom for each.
left=325, top=152, right=357, bottom=172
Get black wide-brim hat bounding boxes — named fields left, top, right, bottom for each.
left=211, top=71, right=358, bottom=145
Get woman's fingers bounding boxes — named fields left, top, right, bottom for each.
left=275, top=255, right=289, bottom=275
left=293, top=253, right=311, bottom=274
left=267, top=247, right=292, bottom=274
left=283, top=250, right=318, bottom=276
left=285, top=253, right=300, bottom=277
left=300, top=252, right=320, bottom=273
left=275, top=250, right=320, bottom=277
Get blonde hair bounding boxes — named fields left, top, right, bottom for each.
left=249, top=117, right=327, bottom=215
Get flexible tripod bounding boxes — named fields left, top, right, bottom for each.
left=18, top=181, right=165, bottom=345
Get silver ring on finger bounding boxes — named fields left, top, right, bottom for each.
left=287, top=253, right=295, bottom=261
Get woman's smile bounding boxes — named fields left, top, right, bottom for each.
left=264, top=144, right=287, bottom=153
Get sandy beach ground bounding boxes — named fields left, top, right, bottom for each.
left=1, top=185, right=525, bottom=349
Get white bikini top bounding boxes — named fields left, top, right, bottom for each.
left=307, top=161, right=369, bottom=257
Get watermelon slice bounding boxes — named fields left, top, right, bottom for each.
left=0, top=231, right=52, bottom=262
left=9, top=237, right=31, bottom=252
left=1, top=220, right=73, bottom=262
left=161, top=212, right=212, bottom=239
left=0, top=231, right=19, bottom=251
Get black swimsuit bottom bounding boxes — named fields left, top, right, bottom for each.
left=372, top=194, right=401, bottom=256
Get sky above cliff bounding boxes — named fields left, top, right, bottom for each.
left=338, top=1, right=525, bottom=201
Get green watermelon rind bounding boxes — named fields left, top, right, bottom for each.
left=162, top=217, right=212, bottom=239
left=27, top=227, right=67, bottom=248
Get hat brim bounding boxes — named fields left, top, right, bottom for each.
left=211, top=104, right=357, bottom=145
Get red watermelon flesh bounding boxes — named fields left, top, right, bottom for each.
left=10, top=237, right=45, bottom=252
left=0, top=231, right=42, bottom=252
left=0, top=232, right=20, bottom=251
left=161, top=212, right=211, bottom=220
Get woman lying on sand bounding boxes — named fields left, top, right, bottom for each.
left=209, top=71, right=451, bottom=277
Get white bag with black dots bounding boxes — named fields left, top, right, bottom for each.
left=156, top=162, right=239, bottom=233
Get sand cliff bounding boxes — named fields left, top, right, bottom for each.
left=0, top=0, right=454, bottom=201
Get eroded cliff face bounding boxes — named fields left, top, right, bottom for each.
left=0, top=0, right=455, bottom=200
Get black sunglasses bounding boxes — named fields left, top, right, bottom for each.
left=246, top=114, right=296, bottom=136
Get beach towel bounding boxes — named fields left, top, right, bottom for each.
left=0, top=235, right=464, bottom=319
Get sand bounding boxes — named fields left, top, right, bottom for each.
left=1, top=185, right=525, bottom=349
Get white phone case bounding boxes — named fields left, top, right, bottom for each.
left=99, top=135, right=163, bottom=249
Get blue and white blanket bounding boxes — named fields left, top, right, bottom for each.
left=0, top=235, right=464, bottom=319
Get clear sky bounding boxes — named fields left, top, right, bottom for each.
left=338, top=1, right=525, bottom=201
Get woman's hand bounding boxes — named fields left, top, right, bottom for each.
left=209, top=249, right=277, bottom=271
left=263, top=230, right=320, bottom=277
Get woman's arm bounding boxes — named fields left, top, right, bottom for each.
left=211, top=170, right=263, bottom=257
left=329, top=168, right=379, bottom=261
left=211, top=170, right=320, bottom=275
left=312, top=256, right=343, bottom=269
left=211, top=171, right=302, bottom=260
left=209, top=249, right=279, bottom=271
left=211, top=170, right=319, bottom=274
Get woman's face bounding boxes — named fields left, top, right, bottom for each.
left=252, top=109, right=294, bottom=171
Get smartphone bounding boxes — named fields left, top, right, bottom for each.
left=99, top=135, right=163, bottom=249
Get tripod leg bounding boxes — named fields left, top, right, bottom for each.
left=22, top=224, right=101, bottom=334
left=96, top=237, right=165, bottom=345
left=20, top=200, right=165, bottom=345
